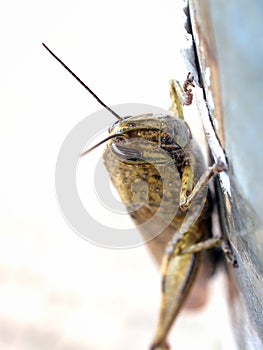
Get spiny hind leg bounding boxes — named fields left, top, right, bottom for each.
left=150, top=216, right=236, bottom=349
left=150, top=236, right=236, bottom=350
left=150, top=245, right=200, bottom=349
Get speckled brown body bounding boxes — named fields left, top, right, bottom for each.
left=103, top=113, right=210, bottom=261
left=102, top=113, right=212, bottom=348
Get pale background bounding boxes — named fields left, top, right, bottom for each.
left=0, top=0, right=236, bottom=349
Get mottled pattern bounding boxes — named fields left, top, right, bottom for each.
left=103, top=112, right=213, bottom=350
left=103, top=114, right=210, bottom=258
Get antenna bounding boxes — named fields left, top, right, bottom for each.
left=42, top=43, right=123, bottom=121
left=80, top=133, right=126, bottom=157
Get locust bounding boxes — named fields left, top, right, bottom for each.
left=43, top=43, right=236, bottom=350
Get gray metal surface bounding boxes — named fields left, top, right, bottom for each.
left=189, top=1, right=263, bottom=348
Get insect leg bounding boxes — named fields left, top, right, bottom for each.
left=180, top=157, right=227, bottom=210
left=180, top=162, right=195, bottom=206
left=180, top=236, right=222, bottom=254
left=169, top=79, right=184, bottom=118
left=169, top=72, right=195, bottom=117
left=180, top=236, right=238, bottom=267
left=178, top=158, right=237, bottom=264
left=150, top=251, right=200, bottom=350
left=151, top=229, right=236, bottom=349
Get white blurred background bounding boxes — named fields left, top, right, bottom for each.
left=0, top=0, right=236, bottom=349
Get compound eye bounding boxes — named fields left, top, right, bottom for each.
left=111, top=143, right=142, bottom=161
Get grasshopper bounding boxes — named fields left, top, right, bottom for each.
left=43, top=43, right=236, bottom=350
